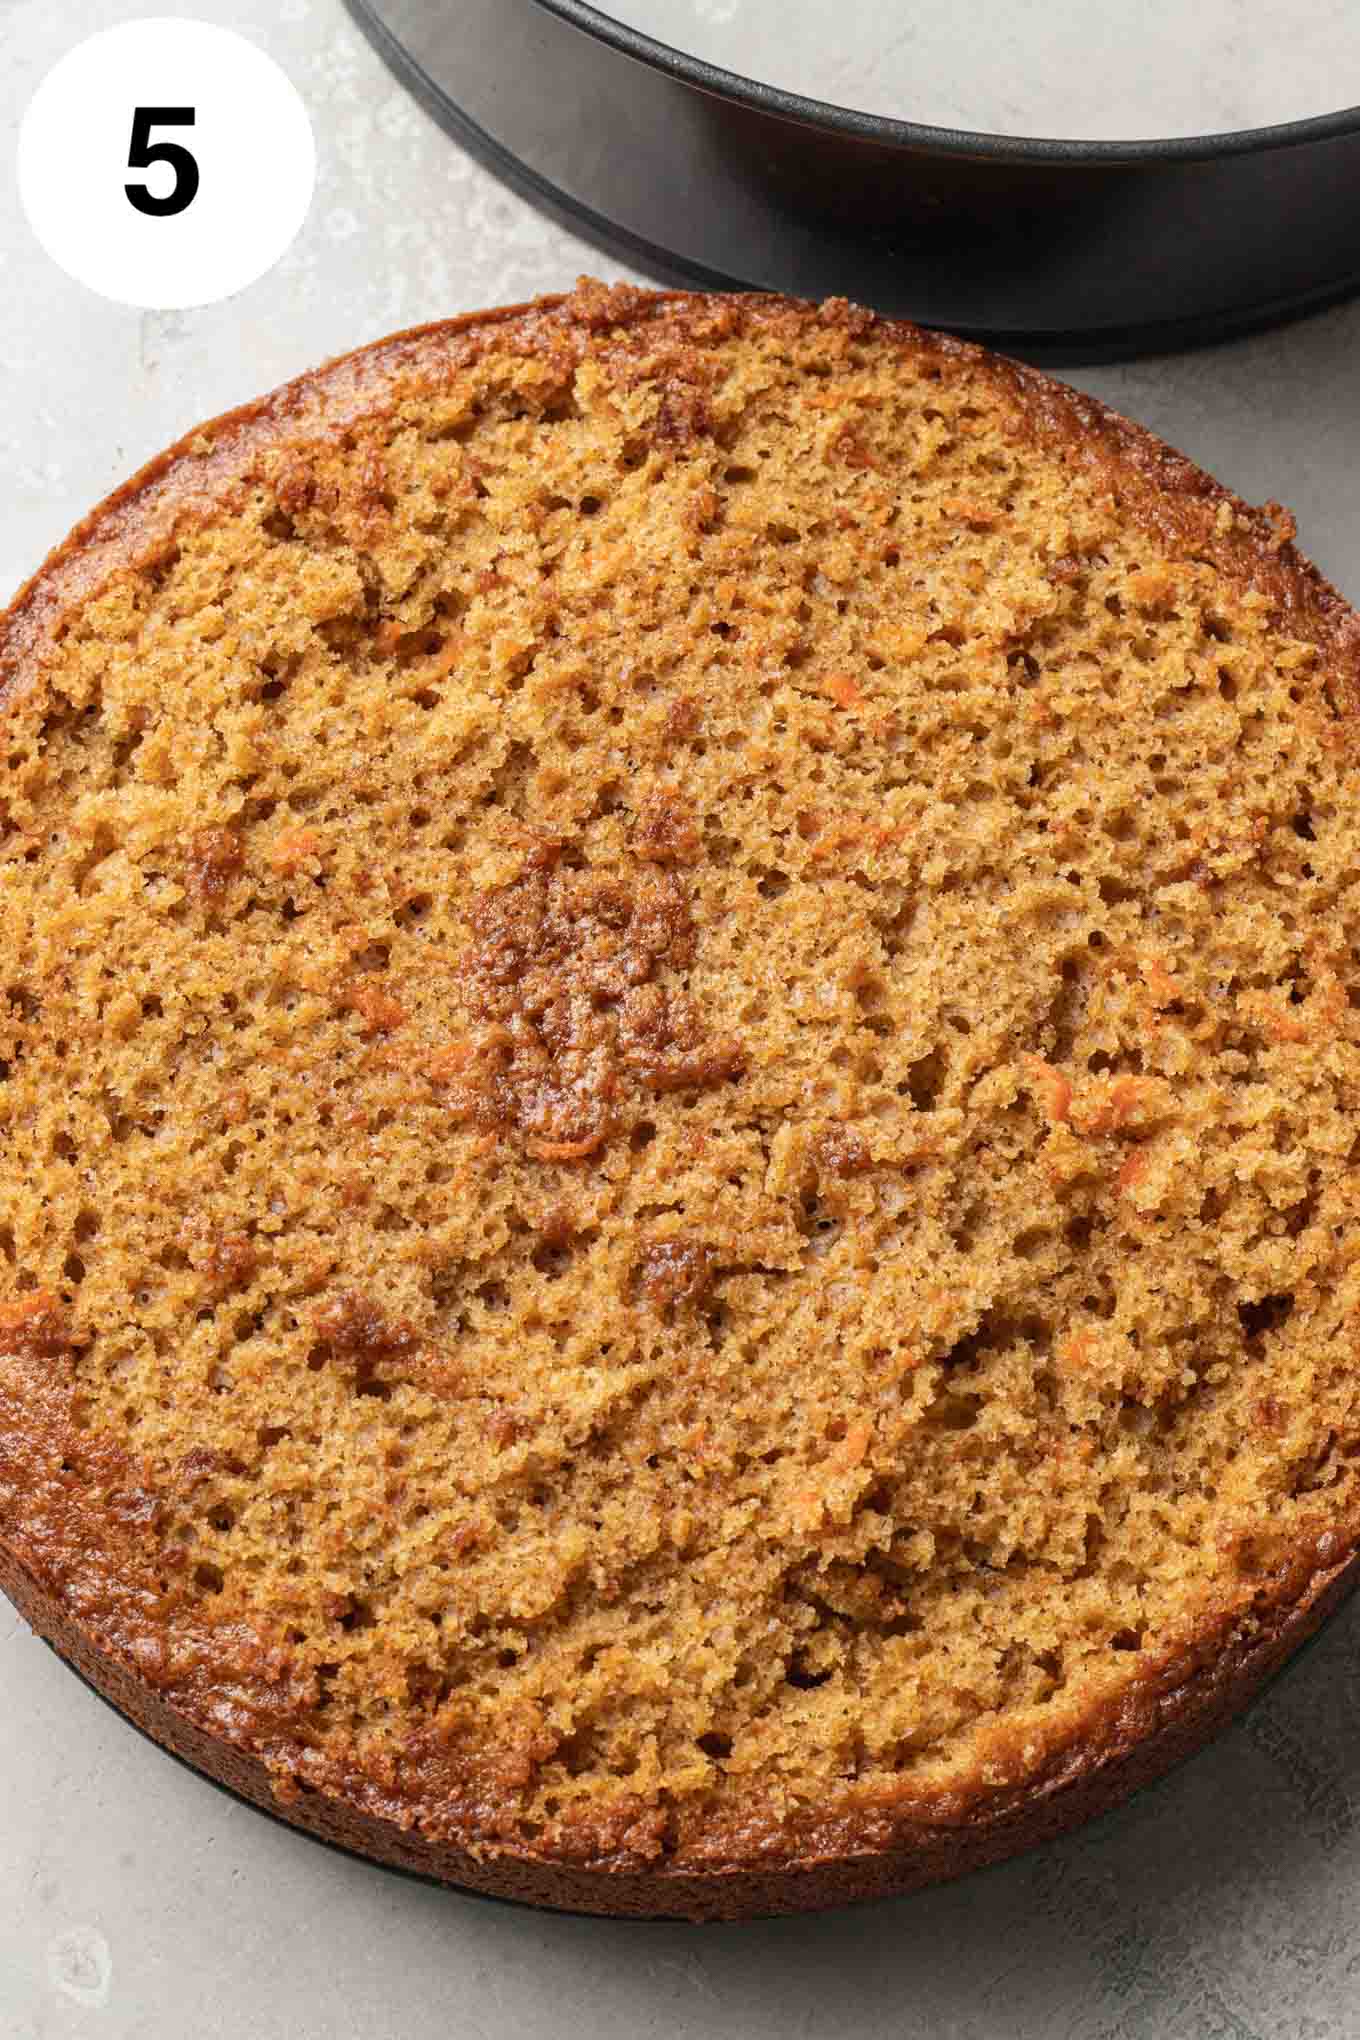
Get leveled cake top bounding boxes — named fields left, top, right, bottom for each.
left=2, top=283, right=1359, bottom=1873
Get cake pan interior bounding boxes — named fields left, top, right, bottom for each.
left=345, top=0, right=1360, bottom=360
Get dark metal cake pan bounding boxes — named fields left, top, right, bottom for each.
left=344, top=0, right=1360, bottom=361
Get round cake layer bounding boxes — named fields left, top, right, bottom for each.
left=2, top=283, right=1359, bottom=1918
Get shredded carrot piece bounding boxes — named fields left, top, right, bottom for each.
left=269, top=826, right=325, bottom=874
left=823, top=674, right=864, bottom=710
left=343, top=983, right=407, bottom=1036
left=792, top=1487, right=826, bottom=1530
left=426, top=1040, right=475, bottom=1083
left=1073, top=1076, right=1149, bottom=1136
left=942, top=495, right=998, bottom=530
left=525, top=1133, right=603, bottom=1162
left=836, top=1421, right=872, bottom=1469
left=1263, top=1004, right=1310, bottom=1044
left=426, top=635, right=462, bottom=679
left=1024, top=1054, right=1072, bottom=1125
left=1142, top=959, right=1182, bottom=1008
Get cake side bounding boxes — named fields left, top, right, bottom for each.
left=3, top=283, right=1360, bottom=1917
left=3, top=1518, right=1355, bottom=1919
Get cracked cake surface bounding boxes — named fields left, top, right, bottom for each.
left=2, top=283, right=1360, bottom=1917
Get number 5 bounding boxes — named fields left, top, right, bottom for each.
left=125, top=107, right=199, bottom=218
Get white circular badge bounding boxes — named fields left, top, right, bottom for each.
left=17, top=18, right=316, bottom=311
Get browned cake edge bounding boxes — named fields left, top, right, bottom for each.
left=3, top=285, right=1360, bottom=1920
left=3, top=1512, right=1357, bottom=1918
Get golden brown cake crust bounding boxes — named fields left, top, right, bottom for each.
left=4, top=1506, right=1357, bottom=1920
left=3, top=283, right=1360, bottom=1919
left=4, top=289, right=1357, bottom=714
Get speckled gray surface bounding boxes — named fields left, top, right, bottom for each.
left=3, top=3, right=1360, bottom=2035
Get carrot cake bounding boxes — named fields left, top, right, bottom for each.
left=2, top=282, right=1359, bottom=1917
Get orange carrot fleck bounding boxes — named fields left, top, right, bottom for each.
left=1073, top=1076, right=1149, bottom=1137
left=1024, top=1055, right=1072, bottom=1124
left=426, top=635, right=462, bottom=679
left=823, top=674, right=864, bottom=710
left=270, top=826, right=325, bottom=875
left=810, top=818, right=875, bottom=859
left=526, top=1133, right=604, bottom=1162
left=1263, top=1004, right=1310, bottom=1044
left=943, top=495, right=998, bottom=530
left=1143, top=959, right=1182, bottom=1008
left=426, top=1040, right=476, bottom=1083
left=343, top=982, right=407, bottom=1036
left=836, top=1421, right=872, bottom=1469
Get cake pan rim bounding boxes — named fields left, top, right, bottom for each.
left=539, top=0, right=1360, bottom=163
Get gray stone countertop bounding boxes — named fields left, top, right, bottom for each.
left=2, top=2, right=1359, bottom=2034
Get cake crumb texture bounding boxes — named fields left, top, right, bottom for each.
left=3, top=282, right=1360, bottom=1877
